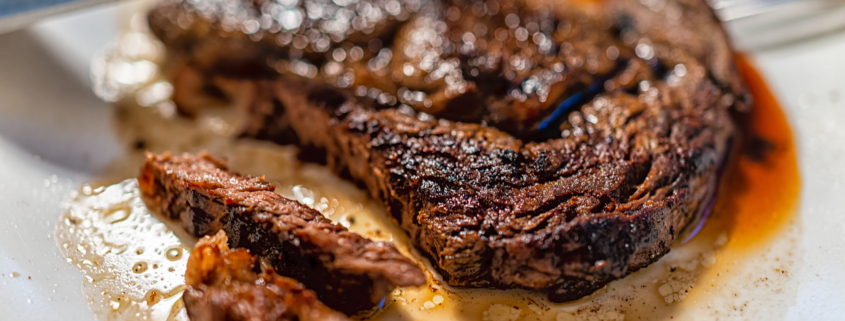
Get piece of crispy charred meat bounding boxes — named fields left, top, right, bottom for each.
left=184, top=230, right=349, bottom=321
left=148, top=0, right=747, bottom=302
left=139, top=152, right=426, bottom=314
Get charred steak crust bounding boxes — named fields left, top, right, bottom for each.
left=148, top=0, right=745, bottom=302
left=255, top=72, right=731, bottom=301
left=184, top=231, right=348, bottom=321
left=138, top=152, right=426, bottom=314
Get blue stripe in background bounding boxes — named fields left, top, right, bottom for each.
left=0, top=0, right=83, bottom=18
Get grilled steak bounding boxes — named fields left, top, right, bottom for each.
left=184, top=230, right=349, bottom=321
left=138, top=152, right=426, bottom=314
left=148, top=0, right=746, bottom=301
left=248, top=70, right=734, bottom=301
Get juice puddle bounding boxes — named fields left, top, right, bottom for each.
left=717, top=54, right=801, bottom=249
left=55, top=180, right=191, bottom=321
left=662, top=54, right=802, bottom=319
left=59, top=22, right=801, bottom=321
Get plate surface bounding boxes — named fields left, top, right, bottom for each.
left=0, top=1, right=844, bottom=319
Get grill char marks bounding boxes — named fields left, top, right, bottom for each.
left=138, top=152, right=426, bottom=314
left=184, top=231, right=348, bottom=321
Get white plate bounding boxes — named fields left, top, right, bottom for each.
left=0, top=1, right=844, bottom=320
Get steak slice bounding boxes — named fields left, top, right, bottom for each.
left=184, top=230, right=348, bottom=321
left=138, top=152, right=426, bottom=314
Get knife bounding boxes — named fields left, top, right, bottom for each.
left=712, top=0, right=845, bottom=50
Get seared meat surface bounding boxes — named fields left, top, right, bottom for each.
left=184, top=230, right=348, bottom=321
left=148, top=0, right=746, bottom=302
left=149, top=0, right=743, bottom=140
left=247, top=72, right=733, bottom=301
left=139, top=152, right=426, bottom=314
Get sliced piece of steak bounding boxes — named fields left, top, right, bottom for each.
left=138, top=152, right=426, bottom=314
left=184, top=230, right=348, bottom=321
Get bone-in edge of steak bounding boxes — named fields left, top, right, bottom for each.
left=138, top=152, right=426, bottom=314
left=184, top=230, right=348, bottom=321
